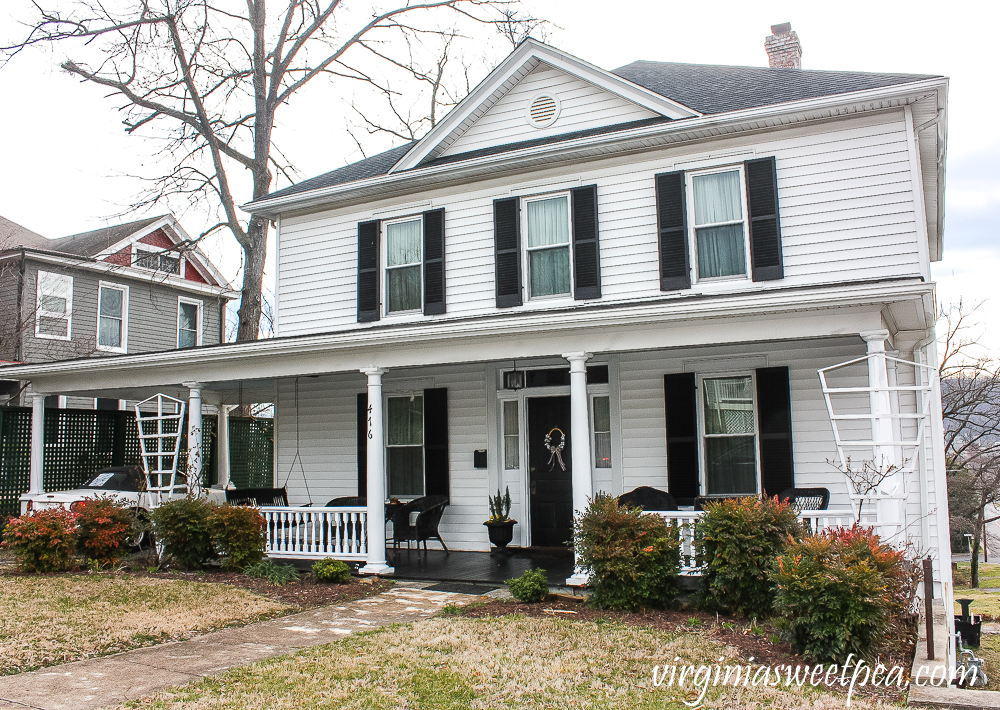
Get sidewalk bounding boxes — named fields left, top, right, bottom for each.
left=0, top=583, right=481, bottom=710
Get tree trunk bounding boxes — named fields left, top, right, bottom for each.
left=236, top=215, right=268, bottom=343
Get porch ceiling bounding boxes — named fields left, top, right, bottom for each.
left=0, top=280, right=931, bottom=397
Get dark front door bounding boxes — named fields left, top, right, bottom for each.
left=528, top=396, right=573, bottom=547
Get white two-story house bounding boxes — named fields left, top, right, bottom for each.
left=1, top=29, right=951, bottom=605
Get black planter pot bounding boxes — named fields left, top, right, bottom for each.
left=484, top=520, right=517, bottom=553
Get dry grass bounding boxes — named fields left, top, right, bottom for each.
left=122, top=616, right=904, bottom=709
left=954, top=563, right=1000, bottom=619
left=0, top=573, right=287, bottom=674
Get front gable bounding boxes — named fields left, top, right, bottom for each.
left=391, top=39, right=699, bottom=172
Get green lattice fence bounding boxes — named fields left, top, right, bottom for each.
left=0, top=407, right=218, bottom=514
left=0, top=409, right=31, bottom=516
left=228, top=417, right=274, bottom=489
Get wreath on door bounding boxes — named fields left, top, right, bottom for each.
left=544, top=427, right=567, bottom=471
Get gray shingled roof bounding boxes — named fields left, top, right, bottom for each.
left=0, top=215, right=47, bottom=249
left=1, top=215, right=167, bottom=258
left=259, top=61, right=939, bottom=203
left=611, top=61, right=937, bottom=116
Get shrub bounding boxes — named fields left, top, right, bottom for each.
left=150, top=496, right=218, bottom=570
left=208, top=505, right=266, bottom=570
left=574, top=495, right=681, bottom=611
left=313, top=558, right=352, bottom=583
left=697, top=496, right=802, bottom=618
left=771, top=524, right=909, bottom=662
left=74, top=498, right=134, bottom=567
left=506, top=568, right=549, bottom=603
left=1, top=508, right=79, bottom=572
left=245, top=559, right=300, bottom=585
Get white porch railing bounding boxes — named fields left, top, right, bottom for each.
left=262, top=506, right=368, bottom=560
left=652, top=508, right=862, bottom=575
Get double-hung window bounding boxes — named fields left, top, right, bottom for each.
left=97, top=283, right=128, bottom=352
left=592, top=395, right=612, bottom=469
left=701, top=375, right=757, bottom=495
left=384, top=218, right=422, bottom=314
left=177, top=297, right=202, bottom=348
left=387, top=395, right=424, bottom=497
left=35, top=271, right=73, bottom=340
left=689, top=167, right=749, bottom=281
left=524, top=194, right=572, bottom=299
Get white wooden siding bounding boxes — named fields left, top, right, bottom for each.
left=273, top=338, right=946, bottom=560
left=277, top=111, right=923, bottom=338
left=438, top=62, right=659, bottom=158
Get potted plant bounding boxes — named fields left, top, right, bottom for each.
left=484, top=486, right=517, bottom=554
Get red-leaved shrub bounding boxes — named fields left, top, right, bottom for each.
left=1, top=508, right=79, bottom=572
left=75, top=498, right=134, bottom=567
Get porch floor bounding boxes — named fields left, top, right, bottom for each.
left=280, top=547, right=575, bottom=587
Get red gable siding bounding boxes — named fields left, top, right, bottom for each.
left=104, top=246, right=131, bottom=266
left=185, top=261, right=210, bottom=284
left=138, top=230, right=174, bottom=250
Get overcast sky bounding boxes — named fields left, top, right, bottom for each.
left=1, top=0, right=996, bottom=350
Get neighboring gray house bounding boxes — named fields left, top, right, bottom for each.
left=0, top=214, right=236, bottom=407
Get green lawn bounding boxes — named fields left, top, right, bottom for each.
left=120, top=616, right=902, bottom=709
left=0, top=574, right=287, bottom=674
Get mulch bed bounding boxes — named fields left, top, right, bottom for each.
left=127, top=569, right=395, bottom=609
left=461, top=596, right=915, bottom=704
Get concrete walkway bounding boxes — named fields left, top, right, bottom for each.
left=0, top=583, right=480, bottom=710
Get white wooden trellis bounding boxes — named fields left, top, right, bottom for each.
left=817, top=354, right=936, bottom=541
left=135, top=394, right=188, bottom=506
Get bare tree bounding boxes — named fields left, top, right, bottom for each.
left=940, top=300, right=1000, bottom=587
left=3, top=0, right=544, bottom=342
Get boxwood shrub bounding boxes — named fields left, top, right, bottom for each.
left=208, top=505, right=267, bottom=570
left=313, top=558, right=352, bottom=583
left=151, top=496, right=218, bottom=570
left=574, top=495, right=680, bottom=611
left=697, top=496, right=802, bottom=618
left=506, top=568, right=549, bottom=603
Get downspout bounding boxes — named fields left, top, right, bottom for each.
left=14, top=249, right=25, bottom=363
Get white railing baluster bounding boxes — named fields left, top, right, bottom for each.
left=258, top=506, right=368, bottom=560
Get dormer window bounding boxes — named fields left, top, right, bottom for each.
left=134, top=247, right=180, bottom=275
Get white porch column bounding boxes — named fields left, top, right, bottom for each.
left=860, top=331, right=902, bottom=537
left=28, top=393, right=45, bottom=495
left=217, top=404, right=232, bottom=489
left=360, top=368, right=393, bottom=575
left=184, top=382, right=203, bottom=495
left=563, top=352, right=593, bottom=587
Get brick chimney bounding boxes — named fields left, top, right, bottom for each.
left=765, top=23, right=802, bottom=69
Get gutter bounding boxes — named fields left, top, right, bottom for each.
left=243, top=77, right=948, bottom=217
left=14, top=249, right=25, bottom=362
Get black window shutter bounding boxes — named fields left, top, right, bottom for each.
left=664, top=373, right=699, bottom=505
left=745, top=157, right=784, bottom=282
left=357, top=220, right=381, bottom=322
left=357, top=392, right=368, bottom=497
left=655, top=171, right=690, bottom=291
left=571, top=184, right=601, bottom=300
left=423, top=209, right=446, bottom=315
left=423, top=388, right=449, bottom=500
left=756, top=366, right=794, bottom=496
left=493, top=198, right=522, bottom=308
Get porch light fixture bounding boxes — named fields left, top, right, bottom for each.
left=504, top=362, right=525, bottom=390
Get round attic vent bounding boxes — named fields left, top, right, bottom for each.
left=527, top=93, right=560, bottom=128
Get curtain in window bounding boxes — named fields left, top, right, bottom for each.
left=386, top=220, right=421, bottom=312
left=526, top=196, right=571, bottom=297
left=693, top=171, right=745, bottom=279
left=529, top=248, right=570, bottom=296
left=388, top=396, right=423, bottom=497
left=503, top=400, right=519, bottom=470
left=99, top=289, right=123, bottom=347
left=593, top=396, right=612, bottom=469
left=178, top=303, right=198, bottom=348
left=526, top=197, right=569, bottom=247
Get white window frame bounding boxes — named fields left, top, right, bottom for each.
left=686, top=164, right=751, bottom=284
left=520, top=191, right=574, bottom=301
left=176, top=296, right=203, bottom=348
left=34, top=270, right=73, bottom=341
left=96, top=281, right=129, bottom=353
left=696, top=371, right=761, bottom=497
left=384, top=393, right=426, bottom=500
left=381, top=215, right=423, bottom=316
left=133, top=245, right=183, bottom=276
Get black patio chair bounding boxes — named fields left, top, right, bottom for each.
left=617, top=486, right=678, bottom=511
left=390, top=495, right=449, bottom=552
left=324, top=497, right=367, bottom=550
left=777, top=487, right=830, bottom=511
left=325, top=496, right=367, bottom=507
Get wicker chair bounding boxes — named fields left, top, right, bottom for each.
left=390, top=495, right=449, bottom=552
left=777, top=487, right=830, bottom=511
left=617, top=486, right=678, bottom=511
